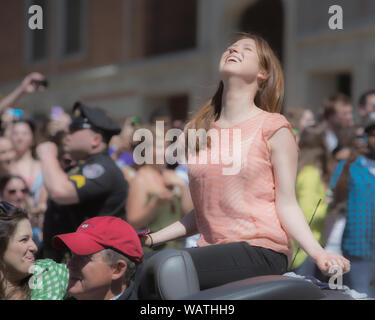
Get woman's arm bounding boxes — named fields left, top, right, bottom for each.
left=295, top=167, right=327, bottom=237
left=269, top=128, right=350, bottom=275
left=142, top=209, right=199, bottom=247
left=179, top=184, right=194, bottom=215
left=0, top=73, right=45, bottom=114
left=37, top=142, right=79, bottom=205
left=126, top=170, right=174, bottom=229
left=162, top=169, right=194, bottom=215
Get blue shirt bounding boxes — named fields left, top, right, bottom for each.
left=330, top=156, right=375, bottom=261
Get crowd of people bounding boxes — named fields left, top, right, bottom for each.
left=286, top=91, right=375, bottom=298
left=0, top=32, right=374, bottom=300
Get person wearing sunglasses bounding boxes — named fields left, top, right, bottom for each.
left=0, top=201, right=68, bottom=300
left=0, top=175, right=30, bottom=210
left=36, top=102, right=129, bottom=262
left=0, top=174, right=45, bottom=249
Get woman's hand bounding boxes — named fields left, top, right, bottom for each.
left=21, top=72, right=46, bottom=93
left=36, top=141, right=58, bottom=160
left=162, top=170, right=186, bottom=196
left=314, top=251, right=350, bottom=276
left=154, top=188, right=175, bottom=205
left=139, top=234, right=153, bottom=248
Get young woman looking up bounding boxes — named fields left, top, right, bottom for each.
left=141, top=33, right=350, bottom=289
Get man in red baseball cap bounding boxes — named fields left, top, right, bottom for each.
left=52, top=216, right=143, bottom=300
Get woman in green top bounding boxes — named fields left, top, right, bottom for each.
left=291, top=126, right=333, bottom=277
left=0, top=201, right=68, bottom=300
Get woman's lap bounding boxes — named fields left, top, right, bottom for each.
left=183, top=242, right=288, bottom=290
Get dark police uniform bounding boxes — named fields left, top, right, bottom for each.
left=43, top=102, right=129, bottom=261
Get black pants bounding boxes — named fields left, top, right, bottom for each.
left=183, top=242, right=288, bottom=290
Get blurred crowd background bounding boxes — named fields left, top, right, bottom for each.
left=1, top=0, right=375, bottom=296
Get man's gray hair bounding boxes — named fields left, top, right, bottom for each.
left=100, top=248, right=137, bottom=286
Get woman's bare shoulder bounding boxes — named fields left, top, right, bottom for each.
left=135, top=167, right=162, bottom=185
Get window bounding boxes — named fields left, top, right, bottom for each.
left=144, top=0, right=197, bottom=56
left=61, top=0, right=84, bottom=56
left=337, top=73, right=352, bottom=98
left=239, top=0, right=284, bottom=63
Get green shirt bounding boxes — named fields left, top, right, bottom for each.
left=29, top=259, right=69, bottom=300
left=143, top=195, right=184, bottom=252
left=291, top=165, right=328, bottom=269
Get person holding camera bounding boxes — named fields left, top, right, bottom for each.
left=0, top=72, right=46, bottom=118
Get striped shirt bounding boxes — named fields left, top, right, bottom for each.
left=188, top=110, right=295, bottom=260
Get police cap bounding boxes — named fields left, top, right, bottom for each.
left=70, top=102, right=121, bottom=140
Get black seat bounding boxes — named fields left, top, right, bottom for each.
left=182, top=275, right=354, bottom=300
left=135, top=249, right=200, bottom=300
left=135, top=249, right=354, bottom=300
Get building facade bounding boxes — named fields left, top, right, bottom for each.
left=1, top=0, right=375, bottom=122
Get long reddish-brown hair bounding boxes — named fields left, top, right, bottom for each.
left=187, top=33, right=284, bottom=152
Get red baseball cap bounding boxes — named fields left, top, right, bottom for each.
left=52, top=217, right=143, bottom=263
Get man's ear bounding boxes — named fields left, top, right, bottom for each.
left=91, top=132, right=103, bottom=148
left=111, top=260, right=127, bottom=281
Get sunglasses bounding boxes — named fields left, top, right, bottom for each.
left=61, top=158, right=73, bottom=166
left=68, top=125, right=86, bottom=134
left=6, top=188, right=28, bottom=195
left=0, top=159, right=15, bottom=165
left=0, top=148, right=15, bottom=155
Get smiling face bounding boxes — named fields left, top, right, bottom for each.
left=219, top=38, right=266, bottom=84
left=10, top=122, right=34, bottom=156
left=2, top=219, right=37, bottom=281
left=1, top=177, right=29, bottom=209
left=67, top=251, right=114, bottom=300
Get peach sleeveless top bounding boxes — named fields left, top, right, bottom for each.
left=187, top=110, right=296, bottom=260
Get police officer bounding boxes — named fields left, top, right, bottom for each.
left=37, top=102, right=129, bottom=261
